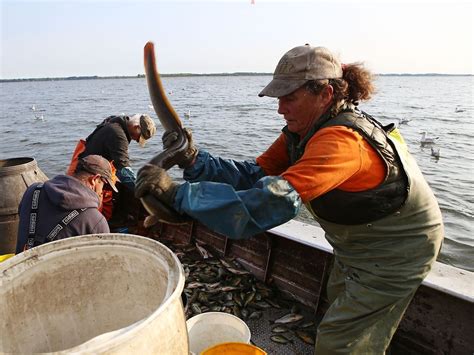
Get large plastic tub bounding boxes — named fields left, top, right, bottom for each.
left=0, top=234, right=188, bottom=354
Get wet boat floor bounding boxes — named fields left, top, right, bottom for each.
left=247, top=305, right=321, bottom=354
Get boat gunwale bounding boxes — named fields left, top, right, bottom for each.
left=270, top=219, right=474, bottom=303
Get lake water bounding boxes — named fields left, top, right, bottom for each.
left=1, top=75, right=473, bottom=271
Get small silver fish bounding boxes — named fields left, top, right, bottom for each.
left=220, top=286, right=239, bottom=292
left=197, top=292, right=209, bottom=304
left=186, top=282, right=204, bottom=289
left=205, top=282, right=221, bottom=289
left=271, top=325, right=289, bottom=333
left=230, top=277, right=242, bottom=286
left=298, top=321, right=315, bottom=329
left=253, top=301, right=272, bottom=309
left=233, top=305, right=242, bottom=318
left=233, top=293, right=243, bottom=307
left=296, top=330, right=315, bottom=345
left=227, top=267, right=250, bottom=275
left=219, top=258, right=233, bottom=269
left=248, top=311, right=262, bottom=320
left=191, top=304, right=201, bottom=314
left=270, top=335, right=292, bottom=344
left=273, top=313, right=304, bottom=324
left=265, top=298, right=281, bottom=309
left=244, top=291, right=256, bottom=307
left=291, top=304, right=300, bottom=314
left=195, top=243, right=211, bottom=259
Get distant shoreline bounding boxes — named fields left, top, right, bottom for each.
left=1, top=72, right=472, bottom=83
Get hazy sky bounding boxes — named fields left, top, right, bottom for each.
left=1, top=0, right=473, bottom=79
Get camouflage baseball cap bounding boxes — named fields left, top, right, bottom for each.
left=259, top=44, right=343, bottom=98
left=76, top=155, right=118, bottom=192
left=138, top=114, right=156, bottom=147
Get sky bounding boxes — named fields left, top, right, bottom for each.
left=1, top=0, right=473, bottom=79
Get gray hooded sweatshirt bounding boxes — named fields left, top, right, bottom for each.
left=16, top=175, right=109, bottom=253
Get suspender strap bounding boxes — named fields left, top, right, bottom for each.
left=26, top=184, right=44, bottom=250
left=26, top=184, right=87, bottom=250
left=45, top=208, right=87, bottom=242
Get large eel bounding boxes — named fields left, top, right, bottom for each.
left=141, top=41, right=190, bottom=225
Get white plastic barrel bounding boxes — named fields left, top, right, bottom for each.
left=186, top=312, right=251, bottom=354
left=0, top=234, right=188, bottom=354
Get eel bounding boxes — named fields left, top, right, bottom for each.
left=141, top=41, right=190, bottom=225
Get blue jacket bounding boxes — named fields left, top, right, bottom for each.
left=172, top=150, right=301, bottom=239
left=16, top=175, right=109, bottom=253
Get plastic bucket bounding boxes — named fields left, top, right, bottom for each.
left=186, top=312, right=251, bottom=354
left=0, top=234, right=188, bottom=354
left=202, top=342, right=267, bottom=355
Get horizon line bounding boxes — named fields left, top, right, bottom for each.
left=1, top=72, right=473, bottom=82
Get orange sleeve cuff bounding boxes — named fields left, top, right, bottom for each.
left=256, top=133, right=290, bottom=176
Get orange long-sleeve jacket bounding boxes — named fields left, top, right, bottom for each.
left=256, top=126, right=387, bottom=203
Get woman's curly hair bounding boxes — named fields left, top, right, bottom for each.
left=305, top=62, right=375, bottom=105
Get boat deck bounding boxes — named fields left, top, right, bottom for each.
left=248, top=304, right=319, bottom=354
left=143, top=219, right=474, bottom=354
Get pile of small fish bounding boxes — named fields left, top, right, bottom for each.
left=163, top=240, right=317, bottom=346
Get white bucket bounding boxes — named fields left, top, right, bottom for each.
left=186, top=312, right=251, bottom=354
left=0, top=234, right=188, bottom=354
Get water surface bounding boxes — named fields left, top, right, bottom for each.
left=1, top=75, right=472, bottom=271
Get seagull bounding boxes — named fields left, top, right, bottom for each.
left=398, top=118, right=411, bottom=125
left=420, top=132, right=439, bottom=146
left=31, top=105, right=36, bottom=111
left=184, top=110, right=191, bottom=119
left=455, top=106, right=465, bottom=113
left=34, top=114, right=44, bottom=121
left=431, top=147, right=440, bottom=159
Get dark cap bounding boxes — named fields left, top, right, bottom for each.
left=76, top=155, right=118, bottom=192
